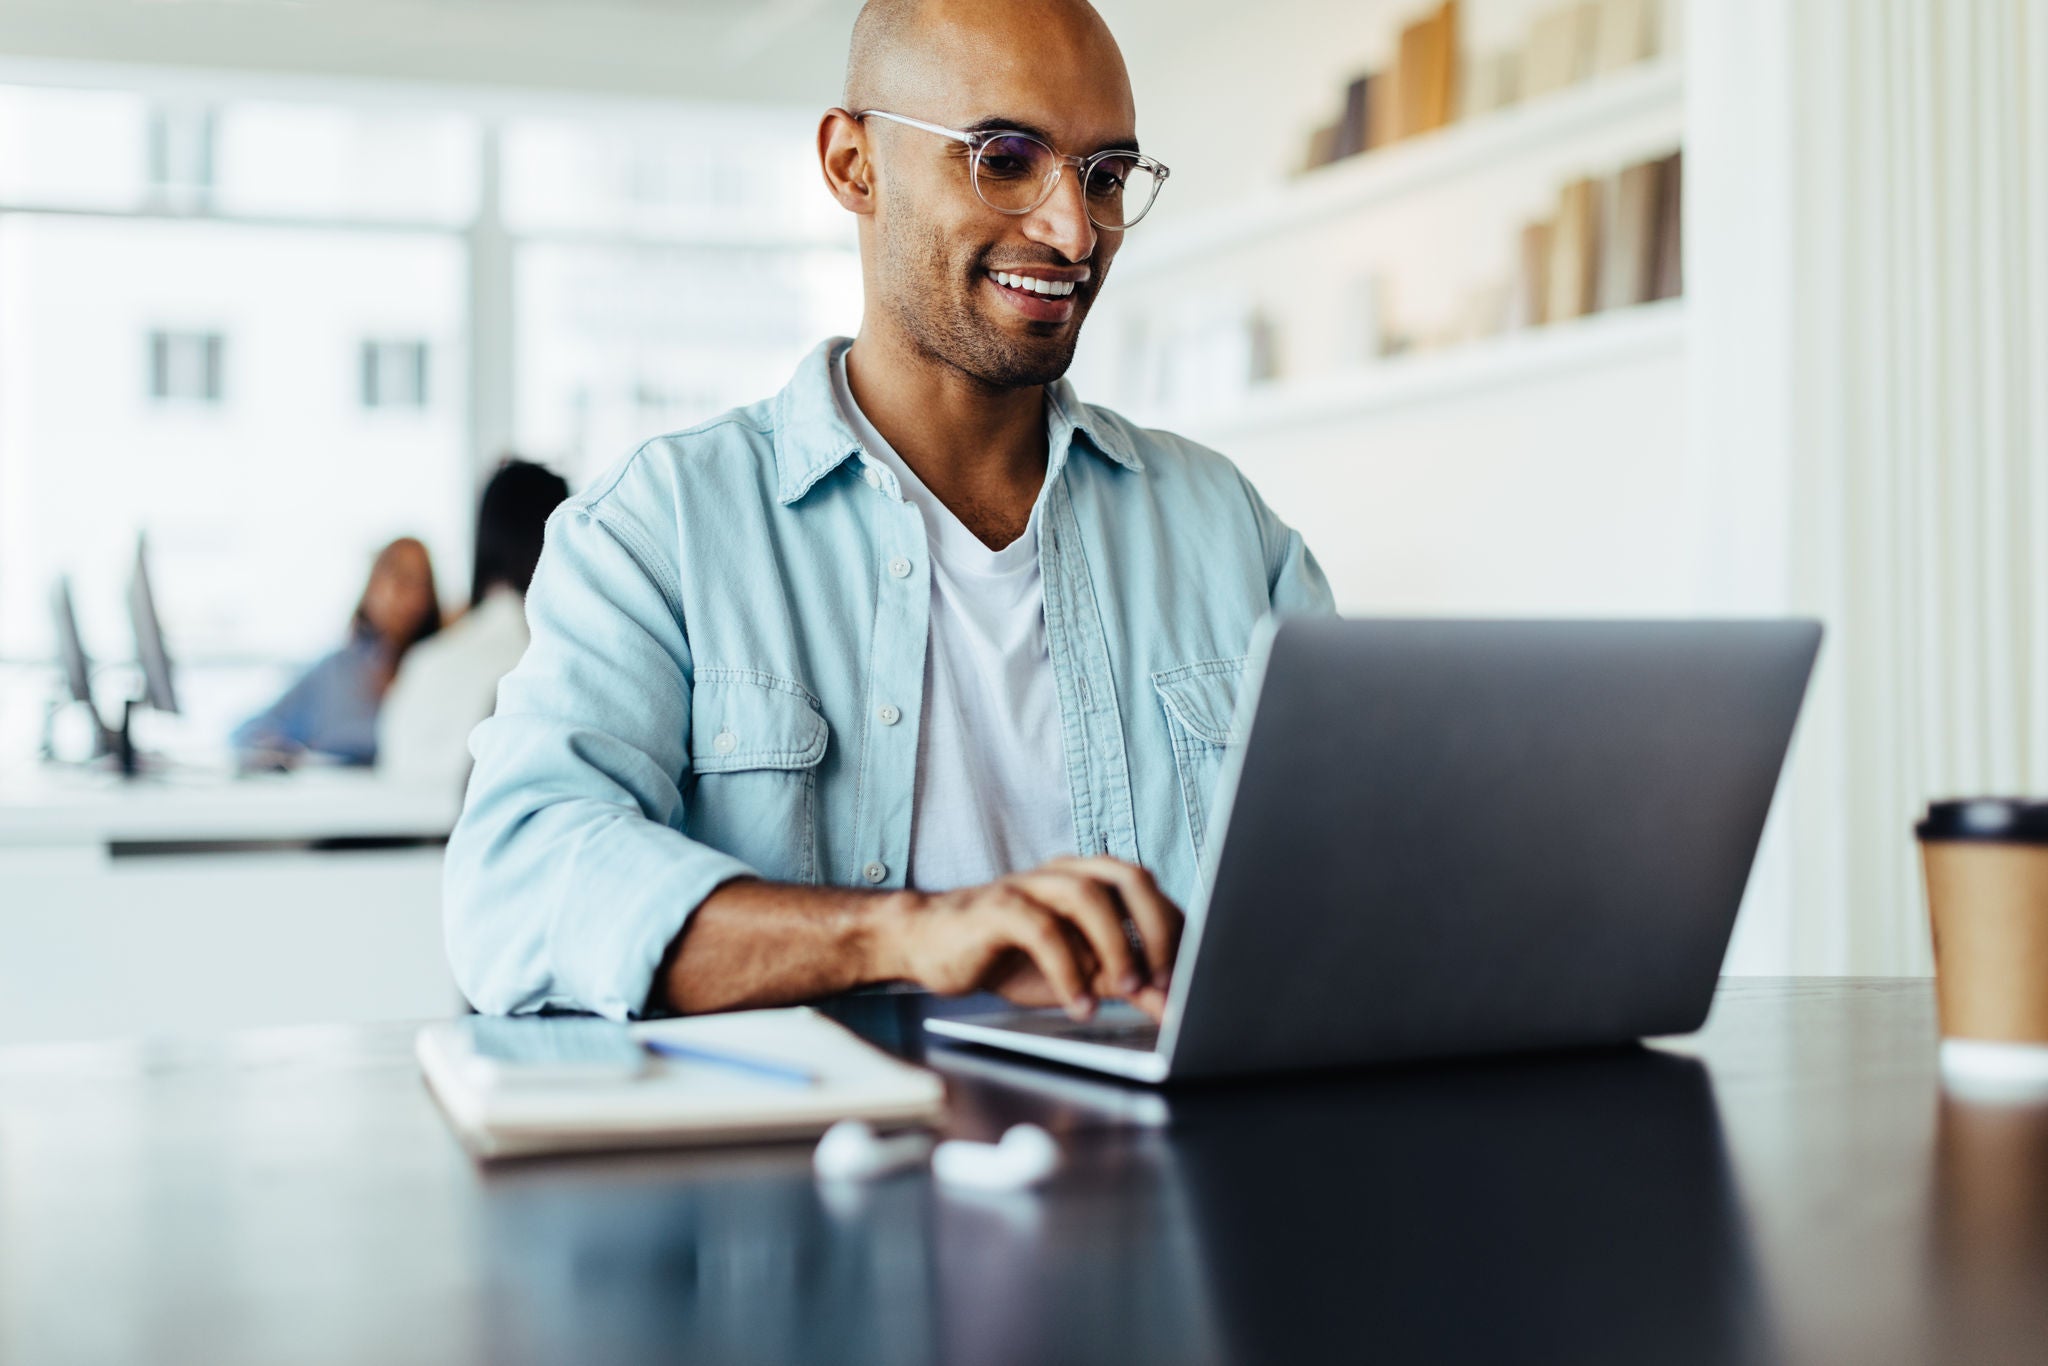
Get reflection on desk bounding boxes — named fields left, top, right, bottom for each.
left=477, top=1047, right=1753, bottom=1365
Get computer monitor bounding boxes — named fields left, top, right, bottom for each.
left=50, top=576, right=95, bottom=708
left=127, top=534, right=180, bottom=716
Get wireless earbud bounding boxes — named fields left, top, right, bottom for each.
left=812, top=1119, right=933, bottom=1181
left=931, top=1123, right=1060, bottom=1191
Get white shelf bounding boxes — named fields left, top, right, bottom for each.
left=1133, top=298, right=1686, bottom=441
left=1119, top=60, right=1683, bottom=281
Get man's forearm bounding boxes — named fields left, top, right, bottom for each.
left=657, top=878, right=915, bottom=1014
left=654, top=856, right=1183, bottom=1021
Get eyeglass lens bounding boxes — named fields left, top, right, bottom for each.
left=974, top=133, right=1162, bottom=229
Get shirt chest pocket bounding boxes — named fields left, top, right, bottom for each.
left=1151, top=657, right=1249, bottom=866
left=685, top=671, right=829, bottom=884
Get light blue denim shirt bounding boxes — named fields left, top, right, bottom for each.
left=445, top=337, right=1334, bottom=1017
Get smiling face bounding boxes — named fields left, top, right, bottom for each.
left=844, top=0, right=1138, bottom=389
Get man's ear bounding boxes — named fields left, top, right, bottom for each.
left=818, top=108, right=876, bottom=214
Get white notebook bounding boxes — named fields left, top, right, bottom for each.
left=417, top=1007, right=947, bottom=1159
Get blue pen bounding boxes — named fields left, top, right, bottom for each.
left=641, top=1038, right=820, bottom=1088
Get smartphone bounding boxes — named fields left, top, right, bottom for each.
left=455, top=1015, right=650, bottom=1086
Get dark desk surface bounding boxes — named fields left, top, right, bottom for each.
left=2, top=979, right=2043, bottom=1366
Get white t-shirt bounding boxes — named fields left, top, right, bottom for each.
left=377, top=586, right=531, bottom=790
left=831, top=349, right=1076, bottom=891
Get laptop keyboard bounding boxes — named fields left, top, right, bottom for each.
left=995, top=1012, right=1161, bottom=1052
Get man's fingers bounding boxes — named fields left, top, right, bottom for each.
left=1011, top=872, right=1141, bottom=997
left=1046, top=856, right=1183, bottom=983
left=993, top=894, right=1095, bottom=1019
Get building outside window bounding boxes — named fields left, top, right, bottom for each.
left=148, top=329, right=225, bottom=403
left=146, top=103, right=215, bottom=210
left=360, top=339, right=429, bottom=409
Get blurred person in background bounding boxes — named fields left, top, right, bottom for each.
left=378, top=459, right=570, bottom=788
left=232, top=536, right=441, bottom=767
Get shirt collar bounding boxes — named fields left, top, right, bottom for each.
left=1046, top=370, right=1145, bottom=477
left=771, top=336, right=1144, bottom=506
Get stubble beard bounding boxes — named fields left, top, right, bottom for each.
left=879, top=216, right=1095, bottom=391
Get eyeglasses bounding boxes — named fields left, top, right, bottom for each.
left=851, top=109, right=1170, bottom=230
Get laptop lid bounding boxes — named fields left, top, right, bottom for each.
left=1156, top=617, right=1821, bottom=1080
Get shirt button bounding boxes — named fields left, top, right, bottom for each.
left=863, top=466, right=882, bottom=489
left=863, top=861, right=888, bottom=884
left=889, top=556, right=912, bottom=579
left=877, top=703, right=901, bottom=726
left=712, top=730, right=737, bottom=755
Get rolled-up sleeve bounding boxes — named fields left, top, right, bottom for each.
left=1242, top=474, right=1336, bottom=618
left=442, top=484, right=754, bottom=1019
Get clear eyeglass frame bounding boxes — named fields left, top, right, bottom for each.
left=849, top=108, right=1170, bottom=230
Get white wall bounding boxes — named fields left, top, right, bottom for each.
left=1217, top=348, right=1689, bottom=616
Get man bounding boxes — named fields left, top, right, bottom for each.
left=444, top=0, right=1332, bottom=1026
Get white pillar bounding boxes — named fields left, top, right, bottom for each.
left=466, top=123, right=516, bottom=505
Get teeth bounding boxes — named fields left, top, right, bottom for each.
left=993, top=270, right=1075, bottom=298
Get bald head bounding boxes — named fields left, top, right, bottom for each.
left=825, top=0, right=1142, bottom=392
left=842, top=0, right=1130, bottom=121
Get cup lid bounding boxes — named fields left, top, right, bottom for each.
left=1916, top=798, right=2048, bottom=845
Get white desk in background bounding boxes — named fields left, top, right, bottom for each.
left=0, top=765, right=464, bottom=1047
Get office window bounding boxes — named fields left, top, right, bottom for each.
left=504, top=106, right=859, bottom=482
left=0, top=86, right=151, bottom=211
left=360, top=340, right=430, bottom=409
left=0, top=215, right=468, bottom=664
left=501, top=109, right=843, bottom=242
left=0, top=87, right=477, bottom=225
left=148, top=330, right=225, bottom=403
left=214, top=103, right=478, bottom=225
left=514, top=242, right=861, bottom=484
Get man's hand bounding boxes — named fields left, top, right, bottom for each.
left=873, top=856, right=1184, bottom=1022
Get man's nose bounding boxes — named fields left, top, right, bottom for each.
left=1024, top=162, right=1098, bottom=263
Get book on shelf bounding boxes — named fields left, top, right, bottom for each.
left=1546, top=176, right=1602, bottom=322
left=1597, top=149, right=1684, bottom=309
left=1591, top=0, right=1660, bottom=73
left=1395, top=1, right=1460, bottom=139
left=1338, top=274, right=1390, bottom=365
left=1650, top=148, right=1683, bottom=300
left=1459, top=48, right=1520, bottom=119
left=1366, top=62, right=1399, bottom=149
left=1514, top=219, right=1556, bottom=328
left=1522, top=2, right=1594, bottom=98
left=1299, top=67, right=1380, bottom=170
left=1336, top=74, right=1373, bottom=159
left=1603, top=156, right=1663, bottom=309
left=1247, top=309, right=1282, bottom=383
left=1303, top=121, right=1341, bottom=171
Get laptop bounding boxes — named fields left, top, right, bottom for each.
left=924, top=617, right=1822, bottom=1083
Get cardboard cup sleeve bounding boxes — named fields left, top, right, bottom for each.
left=1918, top=799, right=2048, bottom=1098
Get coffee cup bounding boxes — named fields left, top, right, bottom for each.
left=1917, top=799, right=2048, bottom=1097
